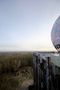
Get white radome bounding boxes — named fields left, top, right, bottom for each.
left=51, top=16, right=60, bottom=52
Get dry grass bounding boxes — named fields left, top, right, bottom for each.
left=0, top=52, right=33, bottom=90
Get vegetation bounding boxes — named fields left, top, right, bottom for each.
left=0, top=52, right=33, bottom=90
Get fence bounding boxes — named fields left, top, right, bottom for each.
left=32, top=52, right=60, bottom=90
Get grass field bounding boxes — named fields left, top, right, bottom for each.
left=0, top=52, right=33, bottom=90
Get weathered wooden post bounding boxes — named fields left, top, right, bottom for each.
left=37, top=54, right=41, bottom=90
left=47, top=57, right=52, bottom=90
left=33, top=53, right=41, bottom=90
left=41, top=58, right=48, bottom=90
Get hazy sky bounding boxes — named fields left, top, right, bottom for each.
left=0, top=0, right=60, bottom=51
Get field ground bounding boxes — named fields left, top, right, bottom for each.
left=0, top=52, right=33, bottom=90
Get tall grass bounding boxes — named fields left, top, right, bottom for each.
left=0, top=52, right=33, bottom=90
left=0, top=52, right=33, bottom=73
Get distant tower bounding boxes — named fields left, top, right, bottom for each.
left=51, top=16, right=60, bottom=52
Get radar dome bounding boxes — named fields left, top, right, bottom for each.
left=51, top=16, right=60, bottom=52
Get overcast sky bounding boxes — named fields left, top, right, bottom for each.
left=0, top=0, right=60, bottom=51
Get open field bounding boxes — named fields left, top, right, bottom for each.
left=0, top=52, right=33, bottom=90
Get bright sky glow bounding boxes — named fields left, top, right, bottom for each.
left=0, top=0, right=60, bottom=51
